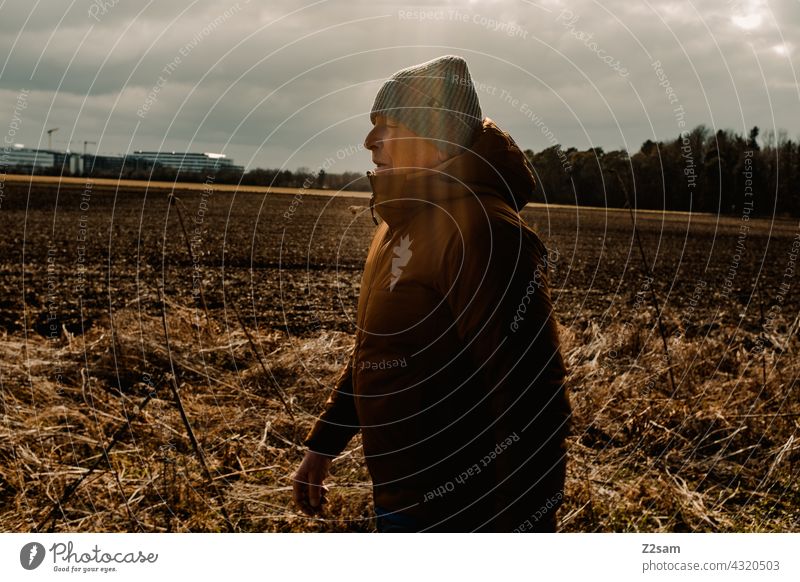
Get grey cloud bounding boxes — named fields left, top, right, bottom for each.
left=1, top=0, right=797, bottom=173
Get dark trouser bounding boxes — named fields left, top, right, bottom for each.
left=374, top=443, right=567, bottom=533
left=374, top=505, right=423, bottom=533
left=374, top=503, right=558, bottom=533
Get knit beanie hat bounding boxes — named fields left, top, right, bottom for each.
left=370, top=55, right=483, bottom=157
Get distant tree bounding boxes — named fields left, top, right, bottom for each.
left=774, top=133, right=797, bottom=216
left=527, top=145, right=573, bottom=206
left=570, top=150, right=605, bottom=207
left=599, top=149, right=630, bottom=208
left=639, top=139, right=658, bottom=157
left=703, top=129, right=739, bottom=213
left=748, top=126, right=760, bottom=151
left=630, top=140, right=665, bottom=210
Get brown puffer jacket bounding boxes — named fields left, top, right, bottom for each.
left=304, top=117, right=571, bottom=532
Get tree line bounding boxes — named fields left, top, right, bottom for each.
left=524, top=125, right=800, bottom=216
left=29, top=123, right=800, bottom=216
left=58, top=162, right=371, bottom=192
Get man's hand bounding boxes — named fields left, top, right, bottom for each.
left=292, top=450, right=332, bottom=515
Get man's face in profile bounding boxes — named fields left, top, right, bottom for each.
left=364, top=114, right=445, bottom=175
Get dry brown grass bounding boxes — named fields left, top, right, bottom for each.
left=2, top=298, right=797, bottom=532
left=559, top=309, right=800, bottom=531
left=0, top=302, right=373, bottom=532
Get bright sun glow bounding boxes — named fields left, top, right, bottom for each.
left=731, top=0, right=767, bottom=30
left=772, top=44, right=790, bottom=56
left=732, top=13, right=762, bottom=30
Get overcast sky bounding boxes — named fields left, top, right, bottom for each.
left=1, top=0, right=798, bottom=173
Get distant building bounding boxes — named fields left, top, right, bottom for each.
left=0, top=144, right=55, bottom=171
left=131, top=151, right=244, bottom=174
left=1, top=145, right=244, bottom=177
left=83, top=153, right=158, bottom=175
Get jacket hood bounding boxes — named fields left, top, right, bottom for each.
left=438, top=116, right=538, bottom=208
left=367, top=117, right=537, bottom=226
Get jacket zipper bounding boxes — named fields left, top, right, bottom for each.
left=352, top=227, right=394, bottom=396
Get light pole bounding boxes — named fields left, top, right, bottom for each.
left=46, top=128, right=59, bottom=150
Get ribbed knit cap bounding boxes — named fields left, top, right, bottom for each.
left=370, top=55, right=483, bottom=157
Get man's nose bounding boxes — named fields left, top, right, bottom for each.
left=364, top=125, right=380, bottom=151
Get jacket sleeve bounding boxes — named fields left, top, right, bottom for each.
left=303, top=224, right=389, bottom=458
left=302, top=349, right=361, bottom=457
left=435, top=216, right=571, bottom=531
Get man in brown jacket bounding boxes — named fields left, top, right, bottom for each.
left=292, top=55, right=571, bottom=532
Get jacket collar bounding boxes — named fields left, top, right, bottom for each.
left=366, top=117, right=537, bottom=230
left=366, top=160, right=463, bottom=230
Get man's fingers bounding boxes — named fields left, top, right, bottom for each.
left=292, top=472, right=304, bottom=503
left=292, top=455, right=332, bottom=516
left=299, top=491, right=324, bottom=516
left=292, top=471, right=311, bottom=502
left=309, top=481, right=321, bottom=507
left=295, top=487, right=316, bottom=516
left=292, top=470, right=324, bottom=515
left=298, top=497, right=314, bottom=515
left=307, top=480, right=330, bottom=513
left=293, top=471, right=316, bottom=515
